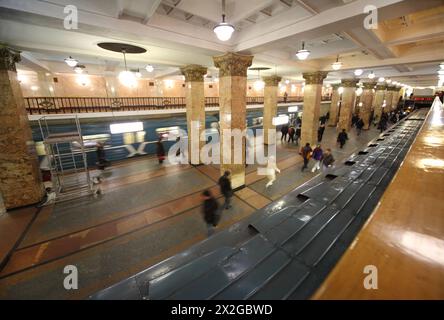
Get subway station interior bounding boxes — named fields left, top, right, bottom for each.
left=0, top=0, right=443, bottom=301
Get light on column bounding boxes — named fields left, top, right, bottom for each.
left=338, top=86, right=344, bottom=94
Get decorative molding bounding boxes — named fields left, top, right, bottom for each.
left=180, top=64, right=207, bottom=82
left=340, top=78, right=359, bottom=87
left=263, top=75, right=282, bottom=87
left=213, top=52, right=253, bottom=77
left=362, top=81, right=377, bottom=90
left=302, top=71, right=328, bottom=85
left=388, top=85, right=400, bottom=91
left=376, top=84, right=387, bottom=91
left=0, top=46, right=21, bottom=72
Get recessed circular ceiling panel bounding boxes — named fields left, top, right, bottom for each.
left=97, top=42, right=147, bottom=54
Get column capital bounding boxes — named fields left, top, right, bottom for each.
left=180, top=64, right=207, bottom=82
left=213, top=52, right=253, bottom=77
left=0, top=46, right=21, bottom=72
left=341, top=78, right=359, bottom=87
left=263, top=75, right=282, bottom=87
left=302, top=71, right=328, bottom=85
left=376, top=83, right=387, bottom=91
left=362, top=81, right=377, bottom=90
left=387, top=85, right=400, bottom=91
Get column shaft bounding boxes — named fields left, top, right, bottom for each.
left=214, top=53, right=253, bottom=189
left=328, top=84, right=340, bottom=127
left=301, top=72, right=328, bottom=147
left=359, top=82, right=376, bottom=130
left=337, top=79, right=358, bottom=132
left=180, top=65, right=207, bottom=165
left=385, top=86, right=394, bottom=110
left=263, top=76, right=281, bottom=145
left=373, top=84, right=387, bottom=121
left=0, top=47, right=43, bottom=209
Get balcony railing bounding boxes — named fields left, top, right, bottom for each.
left=24, top=95, right=329, bottom=114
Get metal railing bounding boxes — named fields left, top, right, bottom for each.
left=24, top=95, right=329, bottom=114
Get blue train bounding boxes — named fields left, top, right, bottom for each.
left=31, top=109, right=295, bottom=169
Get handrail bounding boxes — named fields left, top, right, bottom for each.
left=24, top=95, right=331, bottom=114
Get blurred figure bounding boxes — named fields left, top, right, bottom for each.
left=281, top=124, right=289, bottom=142
left=288, top=126, right=296, bottom=143
left=311, top=145, right=323, bottom=173
left=283, top=91, right=288, bottom=103
left=295, top=124, right=302, bottom=146
left=318, top=122, right=326, bottom=142
left=201, top=190, right=219, bottom=237
left=356, top=117, right=364, bottom=136
left=337, top=129, right=348, bottom=149
left=265, top=156, right=281, bottom=188
left=156, top=138, right=166, bottom=164
left=218, top=171, right=233, bottom=210
left=322, top=148, right=335, bottom=171
left=300, top=143, right=312, bottom=172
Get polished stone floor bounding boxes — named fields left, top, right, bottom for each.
left=0, top=124, right=384, bottom=299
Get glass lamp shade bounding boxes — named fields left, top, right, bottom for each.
left=146, top=65, right=154, bottom=72
left=378, top=77, right=385, bottom=82
left=296, top=49, right=310, bottom=60
left=119, top=71, right=137, bottom=88
left=65, top=57, right=78, bottom=67
left=354, top=69, right=363, bottom=76
left=331, top=61, right=342, bottom=70
left=368, top=72, right=375, bottom=79
left=214, top=23, right=235, bottom=41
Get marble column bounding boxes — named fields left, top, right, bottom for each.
left=373, top=83, right=387, bottom=121
left=213, top=52, right=253, bottom=189
left=359, top=81, right=376, bottom=130
left=337, top=78, right=358, bottom=132
left=180, top=64, right=207, bottom=165
left=263, top=75, right=282, bottom=145
left=0, top=46, right=44, bottom=209
left=385, top=86, right=394, bottom=110
left=301, top=71, right=328, bottom=147
left=328, top=84, right=341, bottom=127
left=391, top=86, right=401, bottom=110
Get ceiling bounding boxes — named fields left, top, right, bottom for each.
left=0, top=0, right=443, bottom=87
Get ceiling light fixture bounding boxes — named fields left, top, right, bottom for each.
left=214, top=0, right=235, bottom=41
left=64, top=56, right=78, bottom=67
left=296, top=41, right=310, bottom=60
left=368, top=71, right=375, bottom=79
left=378, top=77, right=385, bottom=82
left=386, top=78, right=392, bottom=84
left=354, top=69, right=363, bottom=76
left=118, top=50, right=137, bottom=88
left=74, top=65, right=85, bottom=74
left=146, top=65, right=154, bottom=73
left=331, top=55, right=342, bottom=70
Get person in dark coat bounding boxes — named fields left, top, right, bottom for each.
left=356, top=118, right=364, bottom=136
left=378, top=114, right=388, bottom=133
left=218, top=171, right=233, bottom=210
left=96, top=142, right=109, bottom=169
left=300, top=143, right=312, bottom=172
left=202, top=190, right=219, bottom=237
left=281, top=125, right=289, bottom=142
left=156, top=138, right=166, bottom=164
left=322, top=148, right=335, bottom=171
left=288, top=126, right=296, bottom=143
left=295, top=124, right=301, bottom=145
left=337, top=129, right=348, bottom=149
left=318, top=123, right=326, bottom=142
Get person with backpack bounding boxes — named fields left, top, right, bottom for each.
left=218, top=171, right=233, bottom=210
left=311, top=145, right=323, bottom=173
left=337, top=129, right=348, bottom=149
left=300, top=143, right=312, bottom=172
left=201, top=190, right=219, bottom=237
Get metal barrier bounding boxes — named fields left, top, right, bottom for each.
left=24, top=96, right=318, bottom=114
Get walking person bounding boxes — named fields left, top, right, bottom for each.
left=218, top=171, right=233, bottom=210
left=281, top=124, right=289, bottom=142
left=317, top=123, right=326, bottom=142
left=322, top=148, right=335, bottom=172
left=337, top=129, right=348, bottom=149
left=356, top=117, right=364, bottom=136
left=300, top=143, right=312, bottom=172
left=201, top=190, right=219, bottom=237
left=265, top=156, right=281, bottom=188
left=311, top=145, right=323, bottom=173
left=288, top=126, right=295, bottom=143
left=156, top=138, right=166, bottom=164
left=295, top=124, right=301, bottom=146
